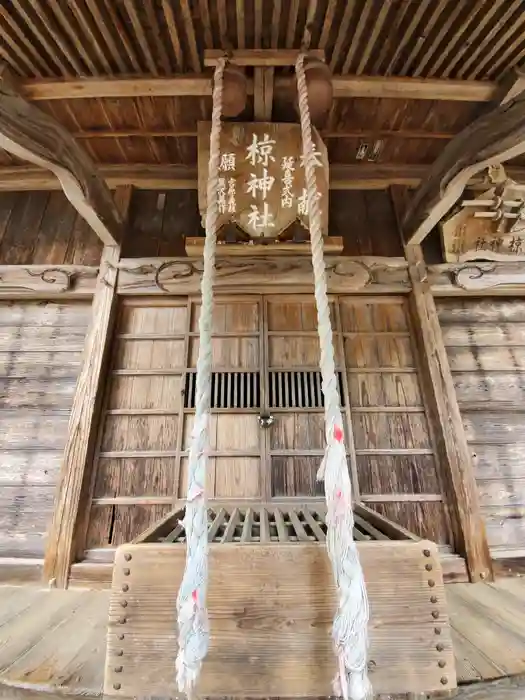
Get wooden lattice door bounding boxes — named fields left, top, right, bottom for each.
left=264, top=295, right=351, bottom=499
left=180, top=296, right=263, bottom=499
left=84, top=293, right=450, bottom=551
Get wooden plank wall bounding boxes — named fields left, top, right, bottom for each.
left=0, top=300, right=91, bottom=557
left=437, top=299, right=525, bottom=556
left=340, top=297, right=451, bottom=543
left=0, top=189, right=403, bottom=261
left=0, top=191, right=102, bottom=265
left=123, top=190, right=403, bottom=257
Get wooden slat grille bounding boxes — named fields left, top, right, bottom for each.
left=184, top=371, right=261, bottom=409
left=268, top=370, right=345, bottom=409
left=150, top=504, right=402, bottom=544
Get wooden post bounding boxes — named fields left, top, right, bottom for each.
left=391, top=187, right=493, bottom=582
left=43, top=186, right=132, bottom=588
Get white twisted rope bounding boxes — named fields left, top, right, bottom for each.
left=295, top=53, right=371, bottom=700
left=176, top=56, right=226, bottom=697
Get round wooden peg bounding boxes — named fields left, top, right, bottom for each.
left=295, top=57, right=333, bottom=128
left=218, top=62, right=247, bottom=118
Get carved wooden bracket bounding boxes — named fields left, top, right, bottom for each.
left=0, top=265, right=99, bottom=297
left=404, top=87, right=525, bottom=245
left=116, top=256, right=410, bottom=295
left=0, top=71, right=122, bottom=245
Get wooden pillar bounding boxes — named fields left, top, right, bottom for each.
left=43, top=186, right=132, bottom=588
left=391, top=187, right=493, bottom=582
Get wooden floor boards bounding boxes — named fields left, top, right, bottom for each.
left=446, top=577, right=525, bottom=683
left=0, top=579, right=523, bottom=697
left=0, top=586, right=107, bottom=697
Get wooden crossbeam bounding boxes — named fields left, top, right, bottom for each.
left=204, top=48, right=325, bottom=66
left=0, top=70, right=122, bottom=245
left=4, top=162, right=525, bottom=192
left=18, top=73, right=499, bottom=103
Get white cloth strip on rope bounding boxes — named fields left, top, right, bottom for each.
left=175, top=56, right=226, bottom=697
left=295, top=53, right=371, bottom=700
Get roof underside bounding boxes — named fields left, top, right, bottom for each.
left=2, top=0, right=523, bottom=80
left=0, top=0, right=524, bottom=175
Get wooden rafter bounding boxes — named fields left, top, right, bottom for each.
left=1, top=3, right=525, bottom=84
left=0, top=70, right=122, bottom=245
left=403, top=87, right=525, bottom=245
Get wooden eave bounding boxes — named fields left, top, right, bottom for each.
left=0, top=2, right=524, bottom=192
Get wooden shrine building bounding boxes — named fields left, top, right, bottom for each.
left=1, top=2, right=525, bottom=699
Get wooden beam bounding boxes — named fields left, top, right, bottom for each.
left=3, top=162, right=525, bottom=193
left=4, top=162, right=525, bottom=192
left=116, top=255, right=409, bottom=296
left=69, top=127, right=455, bottom=140
left=43, top=186, right=132, bottom=588
left=330, top=74, right=496, bottom=102
left=22, top=75, right=216, bottom=100
left=403, top=86, right=525, bottom=245
left=204, top=48, right=325, bottom=66
left=18, top=73, right=499, bottom=103
left=0, top=71, right=122, bottom=245
left=0, top=164, right=199, bottom=191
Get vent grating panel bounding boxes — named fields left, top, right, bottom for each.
left=185, top=371, right=261, bottom=409
left=269, top=370, right=346, bottom=409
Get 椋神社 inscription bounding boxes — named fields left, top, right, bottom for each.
left=198, top=122, right=329, bottom=240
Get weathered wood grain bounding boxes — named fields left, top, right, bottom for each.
left=455, top=674, right=525, bottom=700
left=43, top=187, right=132, bottom=584
left=42, top=246, right=121, bottom=586
left=472, top=443, right=525, bottom=480
left=0, top=574, right=523, bottom=698
left=404, top=87, right=525, bottom=244
left=105, top=541, right=455, bottom=698
left=0, top=76, right=122, bottom=245
left=438, top=298, right=525, bottom=323
left=405, top=245, right=492, bottom=581
left=438, top=297, right=525, bottom=553
left=116, top=255, right=410, bottom=295
left=0, top=299, right=90, bottom=559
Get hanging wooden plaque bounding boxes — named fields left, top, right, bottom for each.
left=198, top=121, right=329, bottom=240
left=441, top=183, right=525, bottom=262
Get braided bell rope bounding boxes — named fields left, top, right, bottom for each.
left=295, top=52, right=371, bottom=700
left=175, top=55, right=226, bottom=697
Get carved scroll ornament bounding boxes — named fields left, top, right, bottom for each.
left=116, top=256, right=409, bottom=295
left=0, top=265, right=98, bottom=296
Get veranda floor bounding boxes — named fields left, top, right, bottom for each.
left=0, top=579, right=524, bottom=698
